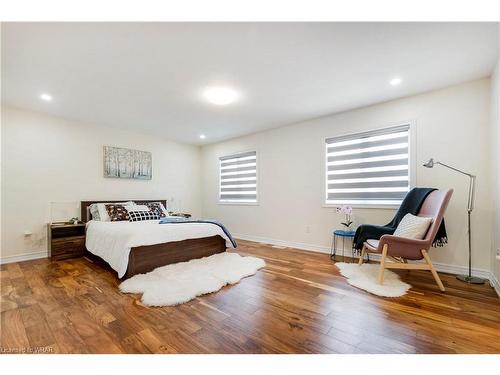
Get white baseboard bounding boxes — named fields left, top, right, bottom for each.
left=234, top=233, right=331, bottom=254
left=490, top=273, right=500, bottom=297
left=234, top=233, right=500, bottom=297
left=0, top=250, right=47, bottom=265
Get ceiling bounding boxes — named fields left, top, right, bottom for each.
left=2, top=22, right=498, bottom=145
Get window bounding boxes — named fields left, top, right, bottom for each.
left=219, top=151, right=257, bottom=203
left=325, top=124, right=411, bottom=206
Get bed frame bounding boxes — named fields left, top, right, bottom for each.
left=81, top=200, right=227, bottom=279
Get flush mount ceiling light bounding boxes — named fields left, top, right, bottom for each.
left=199, top=134, right=206, bottom=139
left=389, top=77, right=402, bottom=86
left=40, top=93, right=53, bottom=101
left=202, top=87, right=239, bottom=106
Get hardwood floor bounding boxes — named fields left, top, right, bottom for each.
left=1, top=239, right=499, bottom=354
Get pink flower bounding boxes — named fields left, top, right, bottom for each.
left=337, top=205, right=352, bottom=215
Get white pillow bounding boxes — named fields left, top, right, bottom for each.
left=394, top=213, right=433, bottom=240
left=159, top=202, right=169, bottom=216
left=89, top=204, right=101, bottom=220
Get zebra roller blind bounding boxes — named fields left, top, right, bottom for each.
left=219, top=151, right=257, bottom=203
left=325, top=124, right=411, bottom=206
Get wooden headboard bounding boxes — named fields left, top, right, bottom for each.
left=81, top=200, right=167, bottom=222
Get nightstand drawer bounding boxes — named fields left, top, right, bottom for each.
left=51, top=245, right=86, bottom=260
left=51, top=235, right=85, bottom=249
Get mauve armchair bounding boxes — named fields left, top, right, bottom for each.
left=358, top=189, right=453, bottom=292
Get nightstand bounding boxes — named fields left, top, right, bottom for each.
left=47, top=223, right=86, bottom=261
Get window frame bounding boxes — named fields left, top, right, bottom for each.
left=322, top=121, right=416, bottom=210
left=217, top=149, right=259, bottom=206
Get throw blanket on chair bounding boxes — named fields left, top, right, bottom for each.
left=352, top=187, right=448, bottom=250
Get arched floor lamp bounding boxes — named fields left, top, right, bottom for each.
left=423, top=158, right=486, bottom=284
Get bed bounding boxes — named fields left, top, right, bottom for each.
left=81, top=200, right=232, bottom=279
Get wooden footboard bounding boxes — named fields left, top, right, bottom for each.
left=124, top=235, right=227, bottom=279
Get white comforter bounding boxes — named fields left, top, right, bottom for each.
left=85, top=220, right=235, bottom=278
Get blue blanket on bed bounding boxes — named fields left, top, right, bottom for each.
left=159, top=217, right=237, bottom=248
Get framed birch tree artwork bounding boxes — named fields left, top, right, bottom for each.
left=103, top=146, right=152, bottom=180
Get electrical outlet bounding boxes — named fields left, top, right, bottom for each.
left=305, top=225, right=311, bottom=234
left=496, top=248, right=500, bottom=261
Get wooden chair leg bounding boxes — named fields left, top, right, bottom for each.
left=421, top=249, right=445, bottom=292
left=378, top=244, right=388, bottom=284
left=358, top=245, right=366, bottom=266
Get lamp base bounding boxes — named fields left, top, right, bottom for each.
left=456, top=275, right=487, bottom=284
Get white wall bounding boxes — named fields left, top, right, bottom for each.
left=1, top=79, right=496, bottom=277
left=201, top=79, right=493, bottom=273
left=491, top=53, right=500, bottom=282
left=1, top=106, right=202, bottom=261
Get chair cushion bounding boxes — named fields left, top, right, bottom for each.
left=394, top=213, right=433, bottom=239
left=365, top=239, right=380, bottom=251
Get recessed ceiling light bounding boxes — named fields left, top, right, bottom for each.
left=40, top=93, right=53, bottom=101
left=199, top=134, right=206, bottom=139
left=202, top=87, right=239, bottom=106
left=389, top=77, right=402, bottom=86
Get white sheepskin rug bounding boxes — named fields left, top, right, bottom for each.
left=336, top=262, right=411, bottom=297
left=119, top=252, right=265, bottom=306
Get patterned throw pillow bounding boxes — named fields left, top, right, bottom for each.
left=394, top=213, right=433, bottom=240
left=105, top=204, right=131, bottom=221
left=145, top=202, right=167, bottom=218
left=128, top=211, right=160, bottom=222
left=91, top=201, right=134, bottom=221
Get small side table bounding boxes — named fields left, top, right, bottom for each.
left=47, top=223, right=86, bottom=261
left=330, top=229, right=356, bottom=262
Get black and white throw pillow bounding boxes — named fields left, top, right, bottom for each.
left=128, top=210, right=160, bottom=222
